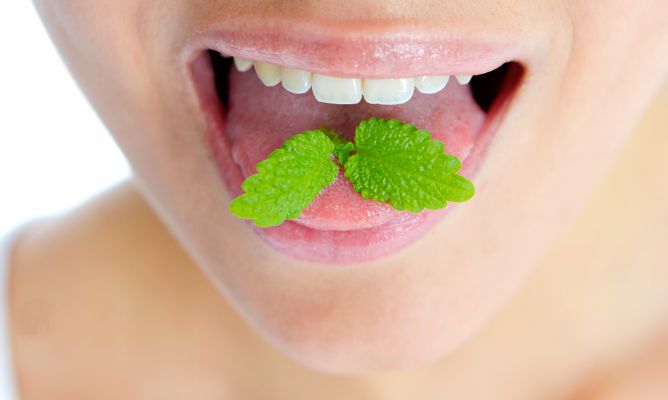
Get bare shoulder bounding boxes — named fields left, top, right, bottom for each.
left=9, top=180, right=194, bottom=320
left=8, top=181, right=226, bottom=398
left=10, top=180, right=181, bottom=267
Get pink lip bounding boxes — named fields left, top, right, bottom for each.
left=186, top=25, right=524, bottom=264
left=185, top=18, right=524, bottom=78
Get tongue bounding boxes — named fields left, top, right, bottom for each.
left=225, top=69, right=485, bottom=231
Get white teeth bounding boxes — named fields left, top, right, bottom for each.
left=455, top=75, right=473, bottom=85
left=362, top=78, right=415, bottom=105
left=281, top=68, right=312, bottom=94
left=231, top=58, right=477, bottom=104
left=415, top=75, right=450, bottom=94
left=254, top=62, right=281, bottom=87
left=233, top=57, right=253, bottom=72
left=312, top=74, right=363, bottom=105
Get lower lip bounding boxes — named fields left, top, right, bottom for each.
left=191, top=54, right=519, bottom=264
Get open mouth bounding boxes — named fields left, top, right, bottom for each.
left=188, top=31, right=524, bottom=264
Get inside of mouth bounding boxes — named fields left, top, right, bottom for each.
left=199, top=50, right=523, bottom=231
left=208, top=50, right=521, bottom=115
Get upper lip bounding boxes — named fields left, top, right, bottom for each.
left=183, top=17, right=527, bottom=78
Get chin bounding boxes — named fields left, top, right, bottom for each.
left=210, top=257, right=501, bottom=375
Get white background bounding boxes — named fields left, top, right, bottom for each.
left=0, top=3, right=130, bottom=233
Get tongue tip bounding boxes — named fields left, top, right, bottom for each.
left=296, top=174, right=403, bottom=231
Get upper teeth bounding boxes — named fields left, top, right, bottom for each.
left=230, top=56, right=475, bottom=105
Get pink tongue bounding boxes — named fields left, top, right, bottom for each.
left=225, top=69, right=485, bottom=231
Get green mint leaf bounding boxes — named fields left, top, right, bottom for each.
left=343, top=118, right=475, bottom=213
left=334, top=142, right=355, bottom=165
left=229, top=130, right=338, bottom=227
left=230, top=118, right=475, bottom=227
left=321, top=125, right=356, bottom=165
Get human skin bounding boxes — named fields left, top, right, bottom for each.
left=9, top=0, right=668, bottom=398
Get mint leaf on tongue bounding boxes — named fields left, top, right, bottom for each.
left=229, top=118, right=475, bottom=227
left=229, top=130, right=338, bottom=227
left=321, top=125, right=356, bottom=165
left=343, top=118, right=475, bottom=213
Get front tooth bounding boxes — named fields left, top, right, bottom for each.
left=234, top=57, right=253, bottom=72
left=281, top=68, right=312, bottom=94
left=415, top=75, right=449, bottom=94
left=254, top=62, right=281, bottom=87
left=455, top=75, right=473, bottom=85
left=312, top=75, right=363, bottom=104
left=363, top=78, right=415, bottom=105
